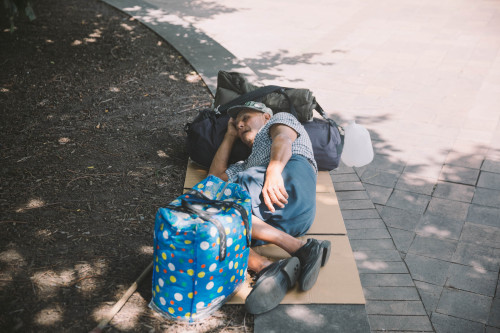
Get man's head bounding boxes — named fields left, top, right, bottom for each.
left=228, top=101, right=273, bottom=147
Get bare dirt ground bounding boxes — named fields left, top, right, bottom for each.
left=0, top=0, right=251, bottom=331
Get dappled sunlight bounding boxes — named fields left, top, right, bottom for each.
left=353, top=251, right=368, bottom=260
left=35, top=229, right=54, bottom=238
left=111, top=293, right=147, bottom=330
left=32, top=269, right=74, bottom=286
left=31, top=269, right=75, bottom=298
left=58, top=137, right=71, bottom=144
left=354, top=252, right=389, bottom=271
left=89, top=28, right=103, bottom=38
left=0, top=249, right=25, bottom=265
left=34, top=305, right=64, bottom=326
left=16, top=198, right=46, bottom=213
left=30, top=260, right=109, bottom=298
left=122, top=1, right=237, bottom=24
left=0, top=249, right=26, bottom=288
left=71, top=28, right=104, bottom=46
left=139, top=245, right=154, bottom=255
left=186, top=72, right=202, bottom=83
left=469, top=261, right=487, bottom=274
left=123, top=5, right=141, bottom=11
left=417, top=226, right=451, bottom=238
left=74, top=259, right=108, bottom=294
left=472, top=265, right=487, bottom=274
left=133, top=8, right=191, bottom=28
left=157, top=150, right=168, bottom=158
left=92, top=292, right=146, bottom=331
left=243, top=50, right=334, bottom=82
left=358, top=261, right=388, bottom=271
left=285, top=305, right=326, bottom=327
left=120, top=23, right=134, bottom=31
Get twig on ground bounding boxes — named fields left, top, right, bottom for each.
left=89, top=261, right=153, bottom=333
left=71, top=275, right=101, bottom=286
left=110, top=46, right=120, bottom=59
left=0, top=220, right=29, bottom=224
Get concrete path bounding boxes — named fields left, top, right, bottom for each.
left=103, top=0, right=500, bottom=332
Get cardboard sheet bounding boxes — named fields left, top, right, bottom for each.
left=183, top=159, right=209, bottom=190
left=182, top=160, right=364, bottom=305
left=307, top=192, right=345, bottom=235
left=226, top=235, right=365, bottom=304
left=316, top=171, right=335, bottom=193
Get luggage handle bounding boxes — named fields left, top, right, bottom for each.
left=166, top=191, right=251, bottom=262
left=180, top=199, right=228, bottom=261
left=184, top=189, right=251, bottom=249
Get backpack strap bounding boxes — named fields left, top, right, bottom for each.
left=315, top=102, right=345, bottom=154
left=215, top=85, right=284, bottom=115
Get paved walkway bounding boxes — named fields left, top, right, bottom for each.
left=103, top=0, right=500, bottom=332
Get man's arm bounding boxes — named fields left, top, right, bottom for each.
left=208, top=118, right=238, bottom=181
left=262, top=124, right=298, bottom=212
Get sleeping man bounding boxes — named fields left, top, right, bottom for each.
left=209, top=101, right=331, bottom=314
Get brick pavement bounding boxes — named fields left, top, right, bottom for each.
left=103, top=0, right=500, bottom=331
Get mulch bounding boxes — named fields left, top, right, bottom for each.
left=0, top=0, right=251, bottom=331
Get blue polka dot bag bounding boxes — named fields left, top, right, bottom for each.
left=149, top=175, right=252, bottom=322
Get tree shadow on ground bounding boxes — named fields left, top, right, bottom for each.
left=0, top=1, right=249, bottom=332
left=131, top=0, right=240, bottom=22
left=243, top=49, right=339, bottom=83
left=336, top=112, right=500, bottom=329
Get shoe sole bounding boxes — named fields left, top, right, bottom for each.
left=245, top=257, right=301, bottom=315
left=320, top=240, right=332, bottom=267
left=282, top=256, right=301, bottom=286
left=299, top=247, right=323, bottom=291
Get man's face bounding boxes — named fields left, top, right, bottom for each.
left=234, top=110, right=270, bottom=147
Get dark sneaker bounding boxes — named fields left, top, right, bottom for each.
left=245, top=257, right=301, bottom=314
left=292, top=239, right=331, bottom=291
left=320, top=240, right=332, bottom=267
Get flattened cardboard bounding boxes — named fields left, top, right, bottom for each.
left=183, top=161, right=363, bottom=306
left=226, top=235, right=365, bottom=304
left=308, top=170, right=346, bottom=234
left=307, top=192, right=346, bottom=235
left=183, top=159, right=208, bottom=189
left=316, top=171, right=335, bottom=193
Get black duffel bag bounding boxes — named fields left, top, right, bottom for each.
left=184, top=85, right=344, bottom=171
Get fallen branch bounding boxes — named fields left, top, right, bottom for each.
left=89, top=261, right=153, bottom=333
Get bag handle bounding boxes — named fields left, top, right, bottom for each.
left=185, top=189, right=251, bottom=249
left=166, top=190, right=251, bottom=261
left=181, top=199, right=228, bottom=260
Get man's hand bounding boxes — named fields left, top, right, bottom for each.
left=208, top=117, right=239, bottom=181
left=262, top=124, right=297, bottom=212
left=262, top=167, right=288, bottom=213
left=226, top=117, right=239, bottom=138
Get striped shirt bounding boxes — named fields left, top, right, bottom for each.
left=226, top=112, right=317, bottom=182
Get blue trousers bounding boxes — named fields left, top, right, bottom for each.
left=235, top=155, right=317, bottom=245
